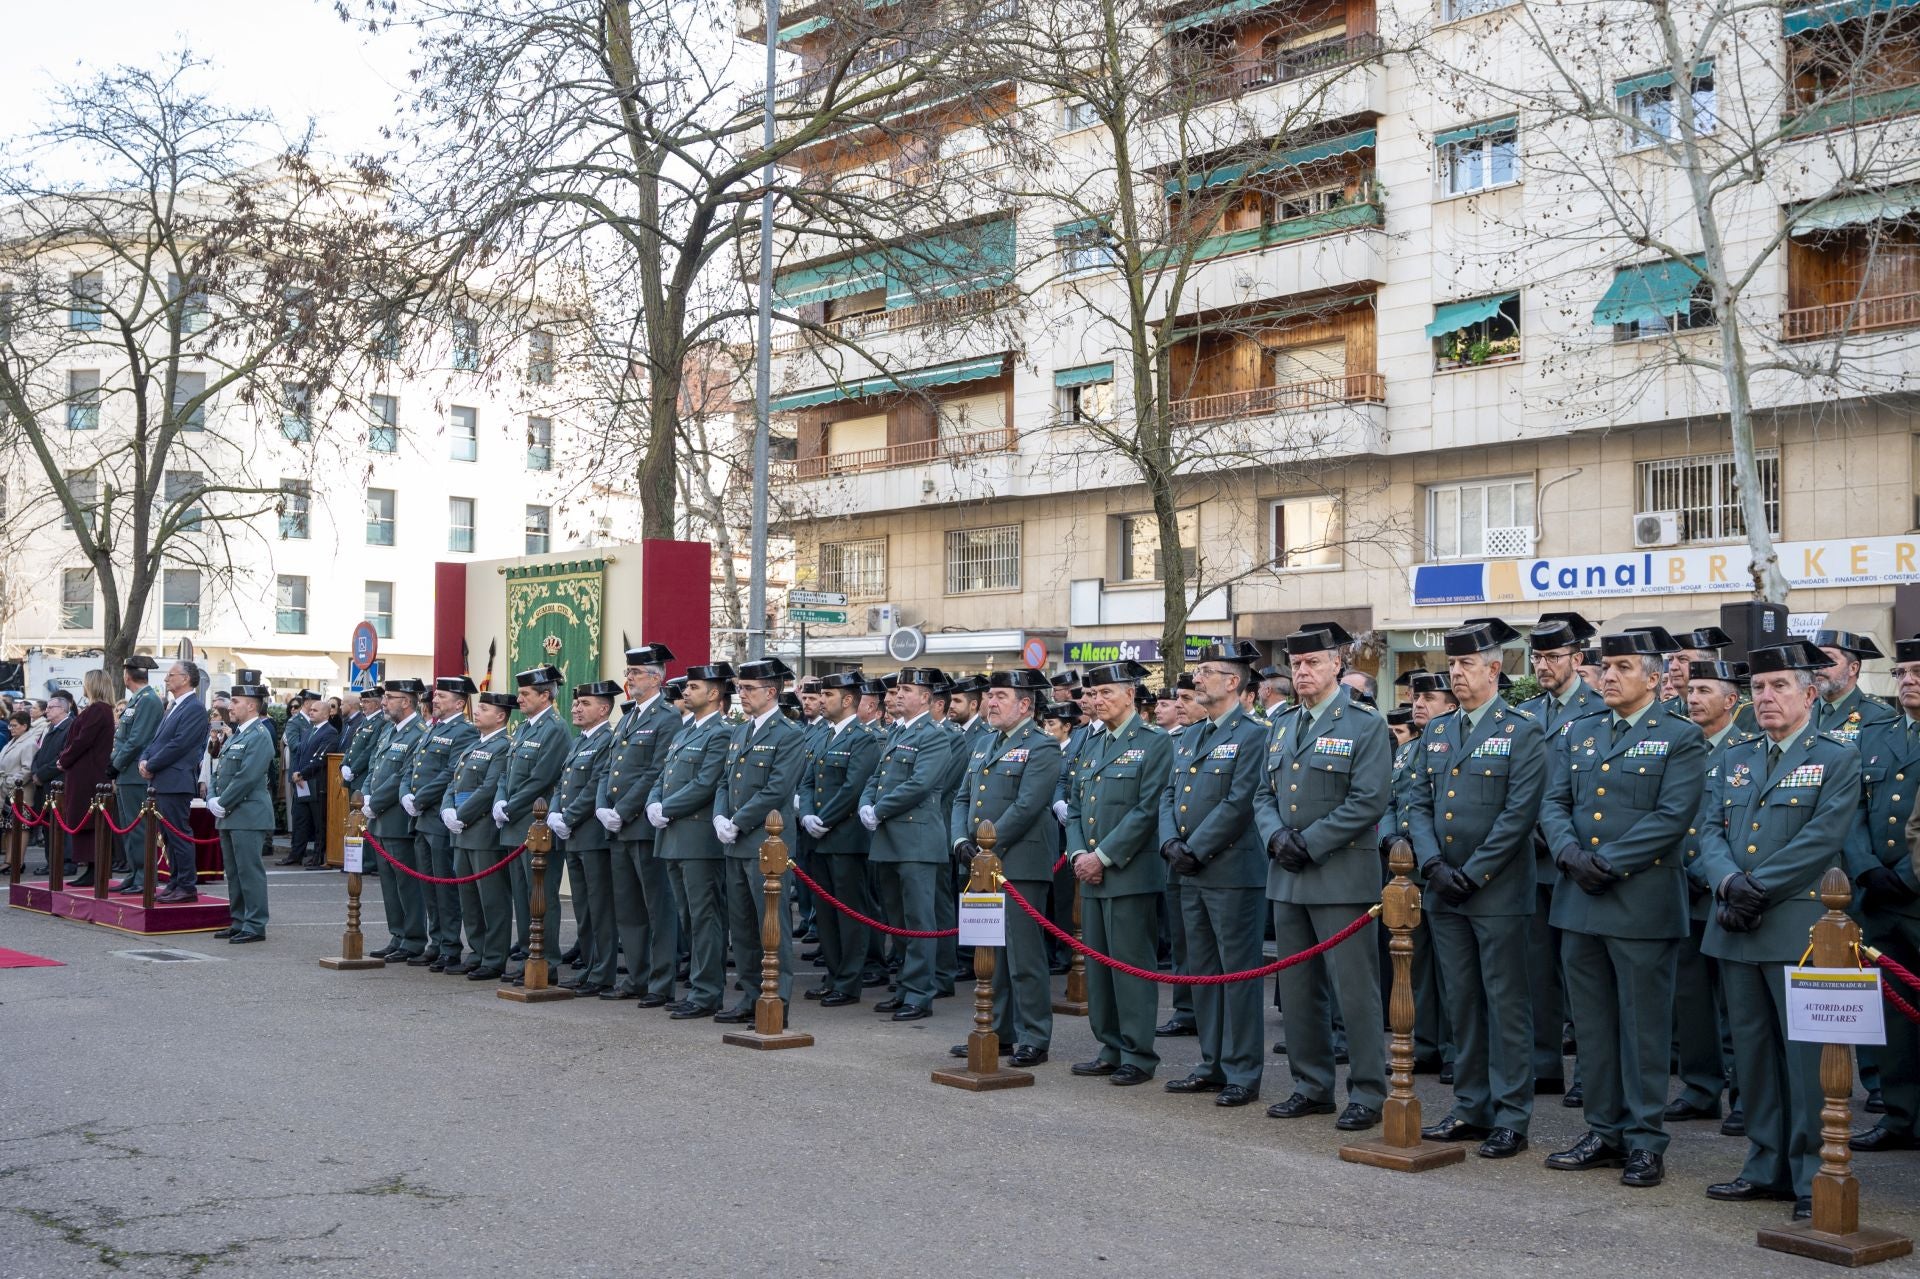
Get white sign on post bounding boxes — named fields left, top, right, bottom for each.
left=1785, top=967, right=1886, bottom=1045
left=343, top=837, right=364, bottom=875
left=958, top=892, right=1006, bottom=947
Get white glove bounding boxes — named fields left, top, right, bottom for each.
left=339, top=766, right=353, bottom=783
left=713, top=814, right=739, bottom=844
left=440, top=808, right=463, bottom=834
left=1052, top=800, right=1070, bottom=824
left=400, top=793, right=418, bottom=817
left=859, top=804, right=878, bottom=831
left=546, top=813, right=571, bottom=840
left=361, top=798, right=373, bottom=820
left=801, top=814, right=828, bottom=838
left=207, top=798, right=227, bottom=820
left=595, top=806, right=622, bottom=833
left=646, top=801, right=667, bottom=829
left=491, top=800, right=509, bottom=825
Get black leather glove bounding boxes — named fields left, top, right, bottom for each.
left=1267, top=830, right=1289, bottom=862
left=1557, top=846, right=1617, bottom=896
left=1438, top=869, right=1479, bottom=907
left=1272, top=827, right=1311, bottom=873
left=1380, top=832, right=1401, bottom=860
left=1717, top=900, right=1762, bottom=933
left=1161, top=839, right=1201, bottom=876
left=952, top=838, right=980, bottom=867
left=105, top=765, right=119, bottom=781
left=1686, top=876, right=1709, bottom=903
left=1722, top=871, right=1768, bottom=916
left=1860, top=865, right=1917, bottom=908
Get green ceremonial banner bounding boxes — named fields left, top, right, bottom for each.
left=505, top=559, right=606, bottom=720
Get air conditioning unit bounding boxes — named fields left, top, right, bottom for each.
left=1481, top=526, right=1534, bottom=558
left=1633, top=510, right=1682, bottom=548
left=867, top=604, right=900, bottom=634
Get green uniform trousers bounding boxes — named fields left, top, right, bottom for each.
left=1164, top=885, right=1195, bottom=1028
left=991, top=876, right=1054, bottom=1050
left=1389, top=918, right=1454, bottom=1067
left=575, top=849, right=619, bottom=988
left=1720, top=959, right=1824, bottom=1198
left=610, top=839, right=677, bottom=998
left=508, top=848, right=564, bottom=971
left=1858, top=915, right=1920, bottom=1137
left=562, top=847, right=594, bottom=967
left=419, top=829, right=462, bottom=959
left=725, top=855, right=794, bottom=1008
left=377, top=831, right=427, bottom=956
left=934, top=861, right=960, bottom=994
left=1529, top=883, right=1568, bottom=1084
left=1673, top=916, right=1732, bottom=1111
left=115, top=782, right=148, bottom=884
left=873, top=862, right=939, bottom=1008
left=454, top=843, right=511, bottom=972
left=1561, top=929, right=1677, bottom=1154
left=813, top=852, right=872, bottom=998
left=1181, top=882, right=1266, bottom=1090
left=1428, top=909, right=1534, bottom=1133
left=1084, top=892, right=1161, bottom=1073
left=1273, top=899, right=1387, bottom=1109
left=667, top=858, right=727, bottom=1010
left=220, top=829, right=268, bottom=938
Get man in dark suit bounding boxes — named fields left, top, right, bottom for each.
left=139, top=661, right=210, bottom=903
left=284, top=697, right=339, bottom=867
left=30, top=692, right=73, bottom=874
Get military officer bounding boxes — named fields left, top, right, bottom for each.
left=493, top=666, right=573, bottom=981
left=545, top=680, right=619, bottom=994
left=1847, top=638, right=1920, bottom=1153
left=364, top=678, right=430, bottom=962
left=1624, top=626, right=1691, bottom=720
left=440, top=690, right=518, bottom=980
left=1409, top=622, right=1549, bottom=1158
left=646, top=662, right=734, bottom=1017
left=1682, top=628, right=1755, bottom=735
left=109, top=654, right=163, bottom=893
left=1159, top=640, right=1271, bottom=1105
left=594, top=643, right=681, bottom=1005
left=1254, top=624, right=1392, bottom=1129
left=1397, top=669, right=1460, bottom=1072
left=1065, top=660, right=1172, bottom=1085
left=1157, top=670, right=1204, bottom=1039
left=798, top=670, right=880, bottom=1005
left=340, top=684, right=385, bottom=791
left=859, top=667, right=955, bottom=1022
left=1814, top=630, right=1896, bottom=739
left=1694, top=640, right=1861, bottom=1221
left=209, top=672, right=275, bottom=944
left=1520, top=611, right=1601, bottom=1097
left=1538, top=630, right=1707, bottom=1188
left=939, top=674, right=993, bottom=986
left=713, top=659, right=807, bottom=1022
left=402, top=676, right=479, bottom=970
left=947, top=668, right=1063, bottom=1066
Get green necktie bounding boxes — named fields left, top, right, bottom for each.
left=1767, top=741, right=1783, bottom=779
left=1611, top=716, right=1628, bottom=743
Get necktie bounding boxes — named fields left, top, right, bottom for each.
left=1611, top=716, right=1628, bottom=744
left=1767, top=741, right=1782, bottom=779
left=1189, top=720, right=1214, bottom=758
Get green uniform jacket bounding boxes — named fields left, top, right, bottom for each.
left=211, top=719, right=275, bottom=830
left=1684, top=728, right=1756, bottom=921
left=366, top=715, right=427, bottom=840
left=861, top=713, right=954, bottom=865
left=1378, top=735, right=1424, bottom=849
left=1818, top=687, right=1897, bottom=744
left=1539, top=704, right=1706, bottom=940
left=408, top=716, right=478, bottom=835
left=1054, top=723, right=1092, bottom=808
left=1521, top=681, right=1602, bottom=886
left=648, top=712, right=731, bottom=861
left=940, top=717, right=991, bottom=812
left=552, top=722, right=615, bottom=851
left=1064, top=713, right=1171, bottom=898
left=1157, top=703, right=1268, bottom=890
left=598, top=697, right=680, bottom=842
left=1845, top=717, right=1920, bottom=919
left=286, top=712, right=311, bottom=762
left=1255, top=686, right=1393, bottom=905
left=346, top=714, right=385, bottom=781
left=447, top=729, right=512, bottom=853
left=799, top=719, right=880, bottom=856
left=721, top=712, right=806, bottom=860
left=1697, top=728, right=1861, bottom=962
left=1406, top=696, right=1547, bottom=917
left=110, top=685, right=162, bottom=777
left=494, top=709, right=571, bottom=847
left=949, top=718, right=1063, bottom=880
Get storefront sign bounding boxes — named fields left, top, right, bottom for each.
left=1412, top=535, right=1920, bottom=608
left=1063, top=635, right=1228, bottom=665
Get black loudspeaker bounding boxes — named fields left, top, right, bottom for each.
left=1720, top=601, right=1789, bottom=663
left=1894, top=584, right=1920, bottom=642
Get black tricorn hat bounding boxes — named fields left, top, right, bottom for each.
left=1897, top=637, right=1920, bottom=665
left=1201, top=638, right=1267, bottom=665
left=858, top=679, right=886, bottom=698
left=572, top=680, right=622, bottom=700
left=1256, top=664, right=1285, bottom=681
left=514, top=666, right=563, bottom=688
left=124, top=654, right=159, bottom=671
left=387, top=677, right=427, bottom=696
left=736, top=658, right=794, bottom=684
left=1408, top=670, right=1453, bottom=696
left=1461, top=617, right=1523, bottom=645
left=1813, top=629, right=1884, bottom=660
left=987, top=669, right=1051, bottom=691
left=895, top=667, right=947, bottom=687
left=685, top=662, right=736, bottom=682
left=1683, top=626, right=1733, bottom=652
left=1623, top=625, right=1682, bottom=655
left=1282, top=625, right=1349, bottom=657
left=1040, top=700, right=1082, bottom=723
left=1600, top=631, right=1663, bottom=658
left=1386, top=705, right=1414, bottom=726
left=1083, top=660, right=1151, bottom=687
left=663, top=676, right=687, bottom=702
left=1050, top=671, right=1081, bottom=689
left=478, top=691, right=517, bottom=710
left=436, top=675, right=478, bottom=696
left=817, top=671, right=863, bottom=690
left=1748, top=640, right=1829, bottom=675
left=1393, top=667, right=1426, bottom=687
left=1531, top=612, right=1596, bottom=650
left=623, top=643, right=676, bottom=667
left=1443, top=624, right=1502, bottom=657
left=798, top=677, right=822, bottom=693
left=1174, top=672, right=1196, bottom=691
left=1688, top=659, right=1749, bottom=684
left=950, top=674, right=990, bottom=695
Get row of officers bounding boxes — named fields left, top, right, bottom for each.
left=322, top=613, right=1913, bottom=1225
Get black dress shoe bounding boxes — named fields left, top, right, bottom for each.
left=874, top=996, right=906, bottom=1013
left=274, top=855, right=301, bottom=866
left=1438, top=1063, right=1454, bottom=1085
left=669, top=1004, right=717, bottom=1020
left=1163, top=1074, right=1226, bottom=1094
left=1477, top=1128, right=1528, bottom=1159
left=466, top=967, right=503, bottom=981
left=428, top=959, right=450, bottom=973
left=1071, top=1059, right=1119, bottom=1077
left=156, top=888, right=197, bottom=904
left=445, top=962, right=476, bottom=976
left=950, top=1041, right=1016, bottom=1058
left=1535, top=1077, right=1567, bottom=1096
left=1272, top=1041, right=1287, bottom=1055
left=1336, top=1102, right=1380, bottom=1131
left=714, top=1007, right=753, bottom=1024
left=1721, top=1107, right=1747, bottom=1137
left=1411, top=1055, right=1443, bottom=1075
left=635, top=993, right=671, bottom=1008
left=113, top=878, right=139, bottom=894
left=1706, top=1178, right=1796, bottom=1202
left=1110, top=1064, right=1153, bottom=1086
left=891, top=1005, right=931, bottom=1022
left=510, top=948, right=527, bottom=961
left=213, top=928, right=237, bottom=939
left=1619, top=1150, right=1663, bottom=1188
left=228, top=933, right=264, bottom=944
left=406, top=953, right=434, bottom=967
left=559, top=947, right=582, bottom=965
left=1850, top=1124, right=1920, bottom=1152
left=1793, top=1197, right=1813, bottom=1221
left=598, top=989, right=638, bottom=1001
left=1561, top=1082, right=1584, bottom=1108
left=1010, top=1046, right=1049, bottom=1068
left=1215, top=1084, right=1259, bottom=1107
left=1664, top=1097, right=1720, bottom=1121
left=1544, top=1132, right=1627, bottom=1171
left=801, top=949, right=823, bottom=963
left=1421, top=1116, right=1492, bottom=1142
left=1866, top=1088, right=1887, bottom=1114
left=1156, top=1019, right=1198, bottom=1037
left=1265, top=1092, right=1335, bottom=1119
left=819, top=991, right=858, bottom=1007
left=802, top=985, right=832, bottom=1000
left=68, top=870, right=95, bottom=888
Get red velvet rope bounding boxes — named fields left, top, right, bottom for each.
left=154, top=813, right=226, bottom=847
left=786, top=859, right=959, bottom=938
left=51, top=806, right=93, bottom=836
left=362, top=831, right=526, bottom=885
left=11, top=803, right=45, bottom=828
left=1869, top=953, right=1920, bottom=1024
left=102, top=808, right=142, bottom=836
left=1000, top=879, right=1376, bottom=986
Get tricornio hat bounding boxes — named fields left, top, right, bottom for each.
left=685, top=662, right=736, bottom=682
left=1600, top=632, right=1664, bottom=658
left=1201, top=638, right=1268, bottom=667
left=817, top=671, right=863, bottom=691
left=1683, top=627, right=1733, bottom=653
left=895, top=667, right=948, bottom=687
left=663, top=677, right=687, bottom=703
left=1386, top=705, right=1414, bottom=727
left=1083, top=660, right=1151, bottom=687
left=514, top=666, right=563, bottom=688
left=436, top=675, right=478, bottom=696
left=1408, top=671, right=1453, bottom=696
left=1530, top=612, right=1596, bottom=651
left=573, top=680, right=621, bottom=700
left=1747, top=640, right=1829, bottom=675
left=1813, top=630, right=1884, bottom=660
left=1460, top=617, right=1523, bottom=646
left=623, top=643, right=676, bottom=667
left=124, top=654, right=159, bottom=672
left=1443, top=623, right=1503, bottom=657
left=479, top=692, right=517, bottom=710
left=1040, top=700, right=1082, bottom=724
left=986, top=669, right=1050, bottom=691
left=1687, top=659, right=1748, bottom=684
left=736, top=658, right=794, bottom=684
left=229, top=669, right=270, bottom=700
left=387, top=677, right=428, bottom=696
left=1623, top=626, right=1682, bottom=655
left=1896, top=637, right=1920, bottom=665
left=1282, top=624, right=1351, bottom=657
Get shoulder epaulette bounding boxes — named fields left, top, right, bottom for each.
left=1819, top=730, right=1857, bottom=747
left=1348, top=701, right=1375, bottom=715
left=1507, top=705, right=1535, bottom=720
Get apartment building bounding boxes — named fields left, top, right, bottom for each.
left=745, top=0, right=1920, bottom=682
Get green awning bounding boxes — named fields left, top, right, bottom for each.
left=770, top=355, right=1006, bottom=412
left=1164, top=0, right=1282, bottom=33
left=1426, top=292, right=1518, bottom=338
left=774, top=252, right=888, bottom=308
left=1785, top=0, right=1920, bottom=35
left=1165, top=129, right=1376, bottom=194
left=884, top=219, right=1017, bottom=306
left=1785, top=83, right=1920, bottom=136
left=777, top=13, right=831, bottom=42
left=1433, top=116, right=1518, bottom=149
left=1615, top=59, right=1714, bottom=97
left=1592, top=255, right=1705, bottom=327
left=1790, top=183, right=1920, bottom=233
left=1054, top=362, right=1114, bottom=388
left=1053, top=216, right=1109, bottom=239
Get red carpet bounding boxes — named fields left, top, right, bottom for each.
left=0, top=947, right=64, bottom=968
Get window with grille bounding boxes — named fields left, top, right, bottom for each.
left=1427, top=477, right=1534, bottom=560
left=947, top=525, right=1022, bottom=593
left=1114, top=510, right=1198, bottom=583
left=60, top=568, right=93, bottom=630
left=364, top=581, right=394, bottom=639
left=276, top=575, right=308, bottom=634
left=280, top=479, right=310, bottom=540
left=818, top=538, right=887, bottom=598
left=370, top=394, right=398, bottom=452
left=449, top=497, right=476, bottom=552
left=1637, top=449, right=1779, bottom=542
left=163, top=569, right=201, bottom=630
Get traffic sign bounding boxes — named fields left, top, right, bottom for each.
left=790, top=608, right=848, bottom=625
left=1022, top=638, right=1047, bottom=670
left=350, top=621, right=378, bottom=671
left=789, top=590, right=848, bottom=608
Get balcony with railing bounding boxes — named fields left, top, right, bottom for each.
left=775, top=422, right=1018, bottom=481
left=739, top=0, right=1018, bottom=119
left=1175, top=31, right=1382, bottom=108
left=1783, top=288, right=1920, bottom=339
left=1783, top=210, right=1920, bottom=339
left=773, top=283, right=1016, bottom=354
left=1170, top=372, right=1384, bottom=424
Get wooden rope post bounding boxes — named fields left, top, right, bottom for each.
left=91, top=782, right=113, bottom=899
left=1052, top=878, right=1088, bottom=1016
left=933, top=820, right=1034, bottom=1091
left=1341, top=839, right=1464, bottom=1172
left=502, top=799, right=571, bottom=1003
left=4, top=785, right=19, bottom=889
left=140, top=795, right=159, bottom=912
left=320, top=801, right=384, bottom=971
left=723, top=811, right=814, bottom=1050
left=1758, top=868, right=1913, bottom=1266
left=46, top=780, right=65, bottom=894
left=325, top=752, right=347, bottom=869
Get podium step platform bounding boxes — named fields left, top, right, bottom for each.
left=8, top=879, right=230, bottom=934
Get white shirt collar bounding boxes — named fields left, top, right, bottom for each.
left=750, top=706, right=778, bottom=732
left=581, top=718, right=609, bottom=738
left=633, top=693, right=660, bottom=715
left=694, top=710, right=721, bottom=727
left=899, top=710, right=927, bottom=730
left=829, top=714, right=855, bottom=736
left=393, top=712, right=418, bottom=731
